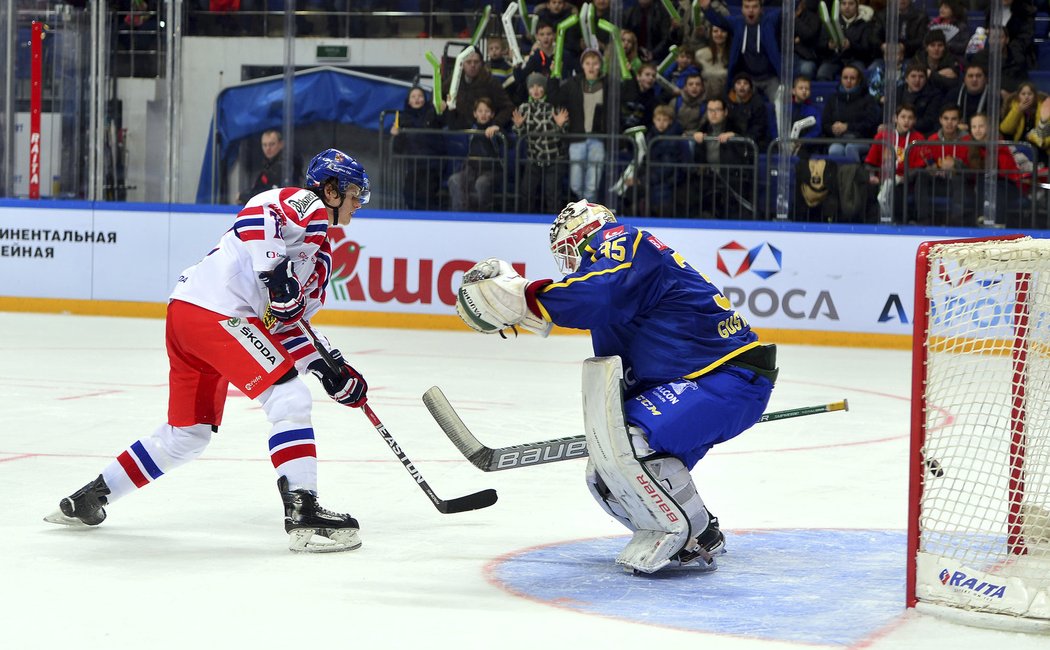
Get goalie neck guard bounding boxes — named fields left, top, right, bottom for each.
left=549, top=200, right=617, bottom=274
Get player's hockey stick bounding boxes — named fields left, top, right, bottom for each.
left=423, top=386, right=848, bottom=472
left=296, top=323, right=497, bottom=513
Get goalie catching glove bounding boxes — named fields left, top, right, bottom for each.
left=307, top=349, right=368, bottom=408
left=259, top=257, right=306, bottom=324
left=456, top=258, right=552, bottom=337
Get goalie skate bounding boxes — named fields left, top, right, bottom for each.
left=627, top=516, right=726, bottom=574
left=279, top=476, right=362, bottom=553
left=43, top=474, right=110, bottom=528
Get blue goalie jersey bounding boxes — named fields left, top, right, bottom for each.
left=533, top=222, right=759, bottom=395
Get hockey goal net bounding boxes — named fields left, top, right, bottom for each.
left=909, top=235, right=1050, bottom=631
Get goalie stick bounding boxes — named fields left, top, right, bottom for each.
left=423, top=386, right=849, bottom=472
left=296, top=323, right=497, bottom=513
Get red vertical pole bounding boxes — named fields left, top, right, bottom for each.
left=1007, top=272, right=1030, bottom=555
left=29, top=21, right=43, bottom=199
left=906, top=241, right=932, bottom=608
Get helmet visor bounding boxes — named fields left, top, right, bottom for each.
left=347, top=183, right=370, bottom=205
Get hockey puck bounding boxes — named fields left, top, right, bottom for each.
left=925, top=459, right=944, bottom=478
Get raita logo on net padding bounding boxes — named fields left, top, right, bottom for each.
left=325, top=228, right=525, bottom=306
left=938, top=568, right=1006, bottom=599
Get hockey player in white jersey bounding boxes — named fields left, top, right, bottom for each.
left=44, top=148, right=371, bottom=553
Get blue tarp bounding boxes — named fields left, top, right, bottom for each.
left=196, top=67, right=411, bottom=203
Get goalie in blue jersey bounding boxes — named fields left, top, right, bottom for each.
left=455, top=200, right=777, bottom=573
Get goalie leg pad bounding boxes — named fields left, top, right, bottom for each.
left=585, top=458, right=636, bottom=532
left=581, top=356, right=708, bottom=573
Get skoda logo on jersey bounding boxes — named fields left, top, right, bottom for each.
left=227, top=318, right=241, bottom=327
left=716, top=241, right=783, bottom=280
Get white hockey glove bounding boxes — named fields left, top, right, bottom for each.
left=456, top=258, right=552, bottom=338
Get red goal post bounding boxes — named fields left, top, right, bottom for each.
left=908, top=234, right=1050, bottom=632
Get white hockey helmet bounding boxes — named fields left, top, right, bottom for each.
left=549, top=200, right=617, bottom=274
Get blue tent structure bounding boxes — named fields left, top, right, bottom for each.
left=196, top=66, right=413, bottom=203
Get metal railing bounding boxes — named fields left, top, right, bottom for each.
left=380, top=128, right=767, bottom=219
left=901, top=139, right=1045, bottom=229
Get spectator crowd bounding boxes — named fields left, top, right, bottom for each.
left=213, top=0, right=1050, bottom=226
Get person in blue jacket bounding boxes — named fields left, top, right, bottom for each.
left=454, top=200, right=778, bottom=574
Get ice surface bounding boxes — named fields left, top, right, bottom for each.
left=1, top=312, right=1047, bottom=649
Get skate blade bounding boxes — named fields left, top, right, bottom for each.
left=288, top=528, right=362, bottom=553
left=43, top=510, right=93, bottom=528
left=625, top=557, right=719, bottom=575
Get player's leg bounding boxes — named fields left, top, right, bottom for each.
left=622, top=357, right=775, bottom=565
left=185, top=303, right=360, bottom=552
left=257, top=374, right=361, bottom=552
left=44, top=302, right=230, bottom=527
left=580, top=356, right=713, bottom=574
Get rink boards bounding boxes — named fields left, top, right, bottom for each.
left=1, top=200, right=1045, bottom=348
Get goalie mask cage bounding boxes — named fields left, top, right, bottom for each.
left=908, top=235, right=1050, bottom=633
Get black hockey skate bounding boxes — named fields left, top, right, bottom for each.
left=278, top=476, right=361, bottom=553
left=672, top=513, right=726, bottom=570
left=43, top=475, right=111, bottom=527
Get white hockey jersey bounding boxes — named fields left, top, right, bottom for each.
left=170, top=187, right=334, bottom=369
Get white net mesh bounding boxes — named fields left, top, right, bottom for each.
left=916, top=236, right=1050, bottom=622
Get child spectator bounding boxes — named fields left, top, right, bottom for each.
left=622, top=63, right=661, bottom=131
left=864, top=103, right=926, bottom=221
left=641, top=104, right=690, bottom=217
left=622, top=29, right=646, bottom=74
left=790, top=76, right=822, bottom=154
left=486, top=37, right=514, bottom=86
left=672, top=73, right=709, bottom=137
left=962, top=111, right=1026, bottom=226
left=448, top=97, right=504, bottom=212
left=512, top=73, right=569, bottom=214
left=662, top=47, right=702, bottom=92
left=390, top=86, right=444, bottom=210
left=536, top=0, right=582, bottom=73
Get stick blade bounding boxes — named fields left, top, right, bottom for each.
left=438, top=488, right=499, bottom=514
left=423, top=386, right=494, bottom=471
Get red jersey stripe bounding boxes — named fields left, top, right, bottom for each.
left=270, top=443, right=317, bottom=468
left=117, top=450, right=150, bottom=488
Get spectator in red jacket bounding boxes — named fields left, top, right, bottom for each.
left=864, top=103, right=926, bottom=222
